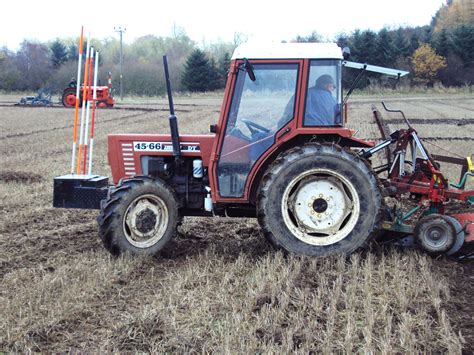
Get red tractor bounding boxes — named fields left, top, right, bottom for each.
left=62, top=72, right=115, bottom=108
left=53, top=43, right=474, bottom=257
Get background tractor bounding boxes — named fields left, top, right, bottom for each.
left=62, top=71, right=115, bottom=108
left=53, top=43, right=474, bottom=258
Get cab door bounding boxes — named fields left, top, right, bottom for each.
left=212, top=60, right=301, bottom=200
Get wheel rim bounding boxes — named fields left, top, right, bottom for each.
left=65, top=94, right=76, bottom=107
left=422, top=223, right=450, bottom=249
left=123, top=194, right=169, bottom=248
left=282, top=168, right=360, bottom=246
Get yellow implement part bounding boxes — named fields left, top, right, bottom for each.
left=467, top=156, right=473, bottom=174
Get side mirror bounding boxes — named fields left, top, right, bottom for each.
left=342, top=47, right=351, bottom=61
left=243, top=58, right=256, bottom=81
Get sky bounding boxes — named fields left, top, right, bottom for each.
left=1, top=0, right=446, bottom=50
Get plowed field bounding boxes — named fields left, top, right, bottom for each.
left=0, top=93, right=473, bottom=352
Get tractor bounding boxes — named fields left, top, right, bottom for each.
left=62, top=72, right=115, bottom=108
left=53, top=43, right=474, bottom=257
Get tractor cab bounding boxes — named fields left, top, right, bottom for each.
left=215, top=43, right=345, bottom=199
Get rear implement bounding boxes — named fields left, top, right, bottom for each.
left=367, top=104, right=474, bottom=255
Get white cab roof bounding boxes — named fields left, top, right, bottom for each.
left=232, top=42, right=343, bottom=60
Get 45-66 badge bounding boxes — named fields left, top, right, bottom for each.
left=133, top=141, right=200, bottom=152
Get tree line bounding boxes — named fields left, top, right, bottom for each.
left=0, top=3, right=472, bottom=95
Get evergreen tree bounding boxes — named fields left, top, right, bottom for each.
left=350, top=30, right=364, bottom=62
left=392, top=28, right=411, bottom=59
left=218, top=52, right=231, bottom=88
left=207, top=57, right=221, bottom=91
left=433, top=29, right=451, bottom=58
left=375, top=28, right=395, bottom=67
left=335, top=33, right=351, bottom=50
left=408, top=32, right=421, bottom=55
left=181, top=49, right=218, bottom=92
left=451, top=25, right=474, bottom=67
left=293, top=31, right=323, bottom=43
left=351, top=30, right=378, bottom=63
left=68, top=44, right=78, bottom=61
left=50, top=39, right=68, bottom=68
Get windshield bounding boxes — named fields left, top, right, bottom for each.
left=226, top=63, right=299, bottom=138
left=217, top=62, right=299, bottom=198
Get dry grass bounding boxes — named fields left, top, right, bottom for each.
left=0, top=92, right=473, bottom=352
left=0, top=245, right=463, bottom=353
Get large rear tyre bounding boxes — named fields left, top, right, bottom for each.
left=62, top=88, right=77, bottom=108
left=257, top=144, right=382, bottom=257
left=97, top=177, right=179, bottom=256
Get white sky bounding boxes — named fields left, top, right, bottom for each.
left=1, top=0, right=446, bottom=50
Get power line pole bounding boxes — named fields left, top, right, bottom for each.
left=114, top=26, right=126, bottom=101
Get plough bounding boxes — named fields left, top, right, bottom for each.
left=365, top=103, right=474, bottom=256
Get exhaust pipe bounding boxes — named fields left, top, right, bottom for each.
left=163, top=55, right=181, bottom=159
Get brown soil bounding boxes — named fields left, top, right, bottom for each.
left=384, top=118, right=474, bottom=125
left=434, top=258, right=474, bottom=352
left=0, top=171, right=44, bottom=184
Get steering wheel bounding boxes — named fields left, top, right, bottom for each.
left=241, top=119, right=270, bottom=135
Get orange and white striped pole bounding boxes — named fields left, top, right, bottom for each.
left=88, top=50, right=99, bottom=175
left=82, top=48, right=95, bottom=174
left=70, top=26, right=84, bottom=174
left=76, top=35, right=91, bottom=174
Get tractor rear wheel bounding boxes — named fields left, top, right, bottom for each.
left=97, top=177, right=179, bottom=256
left=62, top=88, right=77, bottom=108
left=257, top=144, right=382, bottom=257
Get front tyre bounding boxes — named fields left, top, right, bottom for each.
left=97, top=177, right=178, bottom=256
left=257, top=144, right=382, bottom=257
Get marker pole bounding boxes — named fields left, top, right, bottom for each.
left=76, top=34, right=91, bottom=174
left=88, top=51, right=99, bottom=175
left=82, top=48, right=94, bottom=174
left=70, top=26, right=84, bottom=174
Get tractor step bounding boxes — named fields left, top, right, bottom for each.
left=53, top=174, right=109, bottom=209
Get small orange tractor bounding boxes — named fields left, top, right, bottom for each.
left=62, top=72, right=115, bottom=108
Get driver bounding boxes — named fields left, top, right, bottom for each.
left=68, top=78, right=77, bottom=88
left=304, top=74, right=338, bottom=125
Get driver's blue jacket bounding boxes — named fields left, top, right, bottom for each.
left=304, top=88, right=338, bottom=125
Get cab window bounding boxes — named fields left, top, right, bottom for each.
left=304, top=60, right=342, bottom=126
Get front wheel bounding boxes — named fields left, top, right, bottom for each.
left=97, top=177, right=179, bottom=256
left=257, top=144, right=382, bottom=257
